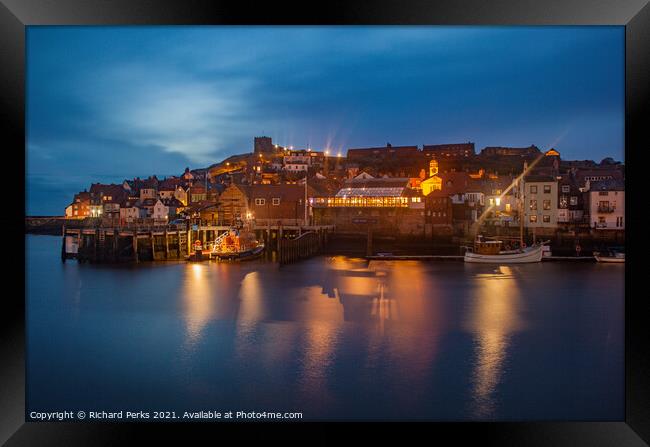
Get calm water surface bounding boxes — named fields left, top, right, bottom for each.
left=27, top=235, right=624, bottom=420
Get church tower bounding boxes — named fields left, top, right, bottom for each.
left=429, top=159, right=439, bottom=177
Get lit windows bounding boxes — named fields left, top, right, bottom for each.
left=543, top=185, right=551, bottom=193
left=272, top=198, right=280, bottom=206
left=543, top=200, right=551, bottom=210
left=255, top=198, right=265, bottom=206
left=543, top=215, right=550, bottom=223
left=529, top=215, right=537, bottom=223
left=529, top=199, right=537, bottom=210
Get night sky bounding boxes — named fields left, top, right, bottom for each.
left=26, top=26, right=624, bottom=215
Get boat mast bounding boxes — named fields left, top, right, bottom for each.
left=304, top=173, right=308, bottom=226
left=519, top=170, right=524, bottom=248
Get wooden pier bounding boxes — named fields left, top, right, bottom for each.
left=61, top=224, right=334, bottom=264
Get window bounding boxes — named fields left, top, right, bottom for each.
left=543, top=215, right=550, bottom=223
left=255, top=198, right=265, bottom=206
left=529, top=199, right=537, bottom=210
left=505, top=203, right=511, bottom=212
left=543, top=200, right=551, bottom=210
left=530, top=185, right=537, bottom=194
left=561, top=185, right=570, bottom=193
left=570, top=196, right=578, bottom=206
left=543, top=185, right=551, bottom=193
left=559, top=196, right=568, bottom=208
left=529, top=215, right=537, bottom=223
left=272, top=198, right=280, bottom=206
left=599, top=191, right=608, bottom=196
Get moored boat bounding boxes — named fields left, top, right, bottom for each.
left=593, top=250, right=625, bottom=263
left=209, top=228, right=265, bottom=261
left=212, top=243, right=265, bottom=261
left=464, top=236, right=544, bottom=263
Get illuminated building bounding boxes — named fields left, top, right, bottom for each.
left=420, top=159, right=443, bottom=196
left=312, top=177, right=425, bottom=236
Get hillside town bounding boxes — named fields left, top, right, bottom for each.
left=64, top=136, right=625, bottom=241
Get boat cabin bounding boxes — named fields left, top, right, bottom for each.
left=474, top=239, right=503, bottom=255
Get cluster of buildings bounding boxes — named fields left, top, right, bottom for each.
left=65, top=136, right=625, bottom=238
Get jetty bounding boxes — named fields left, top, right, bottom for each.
left=61, top=223, right=334, bottom=264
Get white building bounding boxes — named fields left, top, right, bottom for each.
left=586, top=179, right=624, bottom=230
left=120, top=205, right=144, bottom=222
left=523, top=175, right=558, bottom=228
left=152, top=199, right=170, bottom=220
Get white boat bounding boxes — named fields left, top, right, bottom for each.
left=464, top=173, right=548, bottom=264
left=594, top=251, right=625, bottom=263
left=464, top=239, right=544, bottom=264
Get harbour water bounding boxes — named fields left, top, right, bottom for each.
left=26, top=234, right=624, bottom=421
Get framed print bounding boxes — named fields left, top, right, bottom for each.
left=3, top=0, right=649, bottom=444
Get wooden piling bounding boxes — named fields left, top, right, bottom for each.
left=133, top=233, right=139, bottom=263
left=61, top=224, right=66, bottom=263
left=164, top=230, right=169, bottom=259
left=150, top=231, right=155, bottom=261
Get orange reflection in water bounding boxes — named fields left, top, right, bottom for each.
left=182, top=264, right=214, bottom=346
left=181, top=262, right=242, bottom=348
left=465, top=265, right=526, bottom=419
left=372, top=261, right=447, bottom=407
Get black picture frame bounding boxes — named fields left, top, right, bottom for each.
left=3, top=0, right=648, bottom=444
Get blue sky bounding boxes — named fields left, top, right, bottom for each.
left=26, top=26, right=624, bottom=215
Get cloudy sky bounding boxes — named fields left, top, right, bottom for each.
left=26, top=26, right=624, bottom=215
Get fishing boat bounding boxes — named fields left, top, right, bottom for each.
left=593, top=248, right=625, bottom=263
left=464, top=235, right=545, bottom=263
left=464, top=173, right=546, bottom=264
left=209, top=228, right=265, bottom=261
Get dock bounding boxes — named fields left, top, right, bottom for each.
left=61, top=224, right=334, bottom=264
left=366, top=255, right=596, bottom=262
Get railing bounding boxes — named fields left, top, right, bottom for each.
left=597, top=206, right=615, bottom=213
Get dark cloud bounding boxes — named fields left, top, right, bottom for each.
left=27, top=26, right=623, bottom=214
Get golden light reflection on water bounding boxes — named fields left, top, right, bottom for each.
left=181, top=257, right=449, bottom=412
left=465, top=265, right=526, bottom=419
left=182, top=263, right=214, bottom=346
left=371, top=260, right=446, bottom=407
